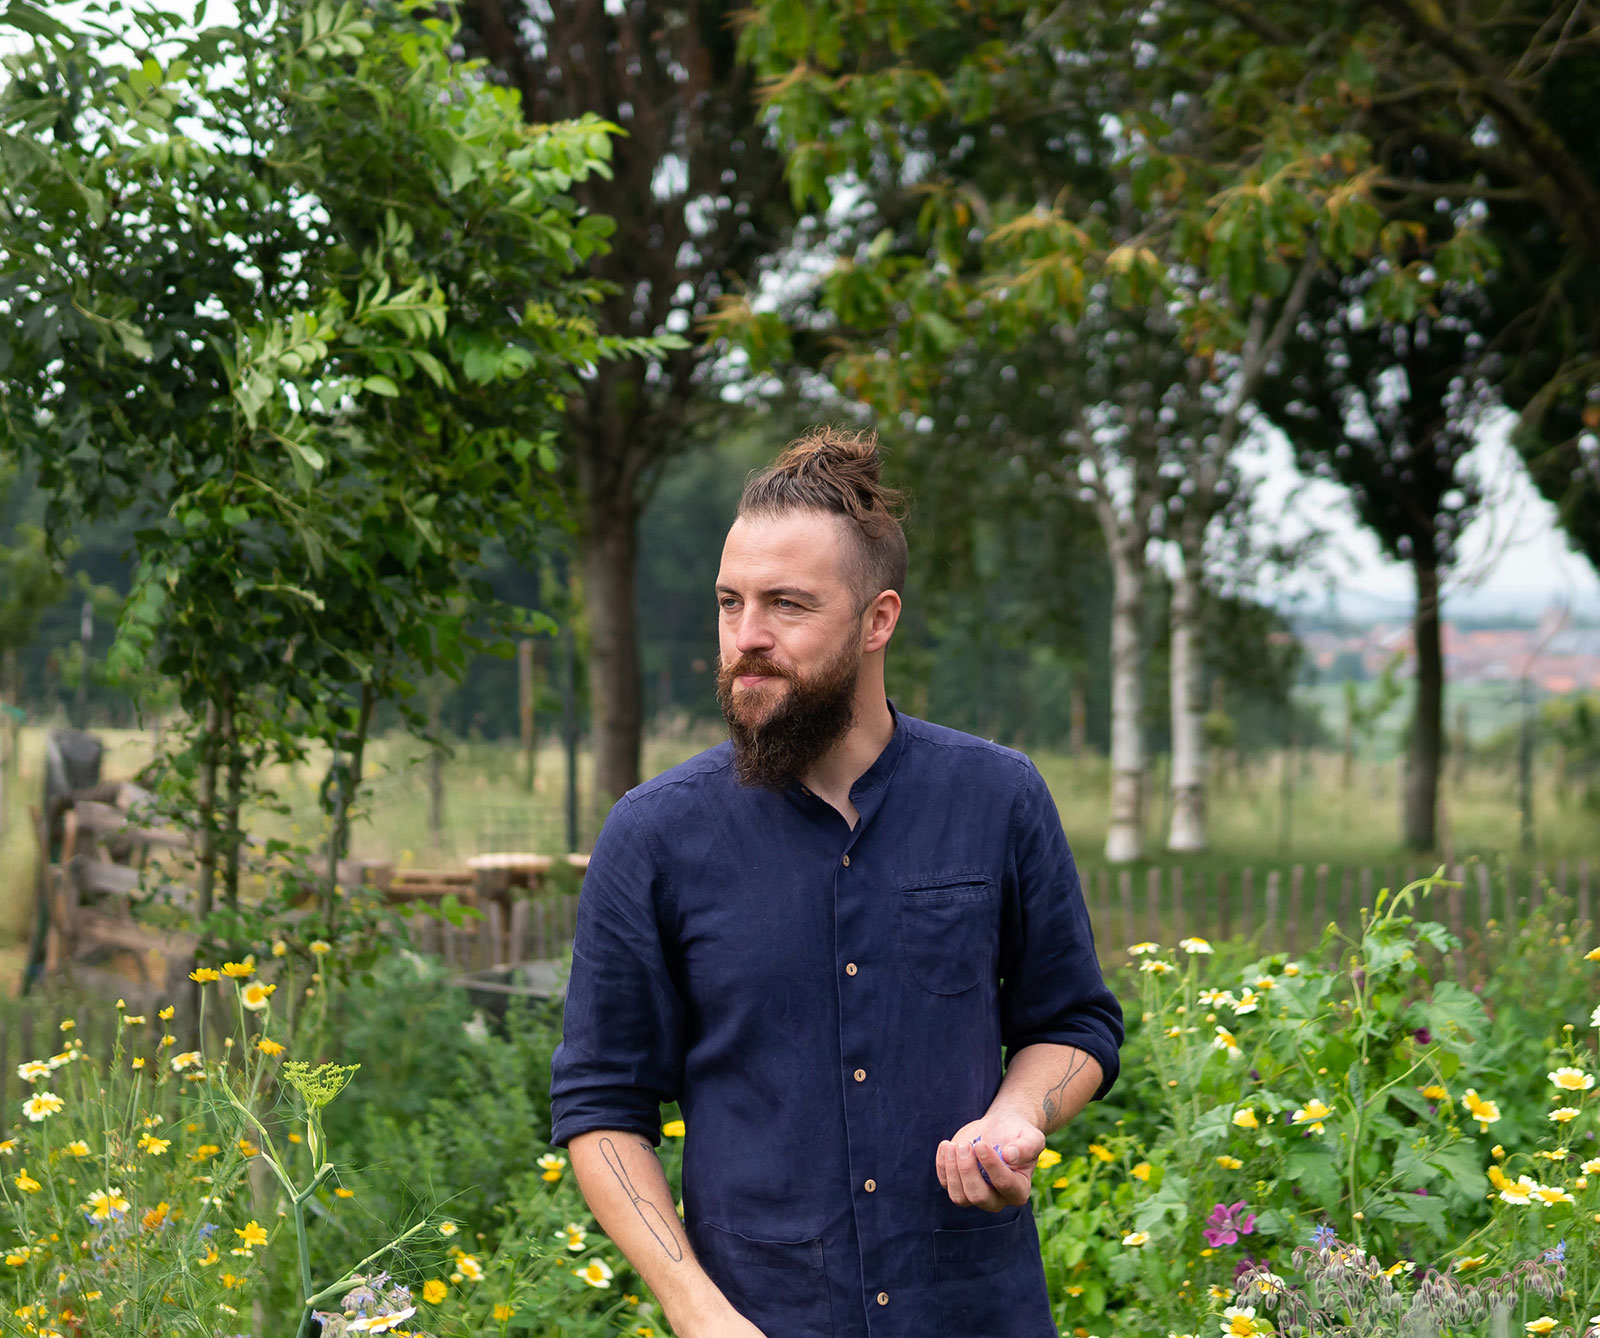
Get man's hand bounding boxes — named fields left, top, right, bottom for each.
left=934, top=1114, right=1047, bottom=1211
left=686, top=1312, right=770, bottom=1338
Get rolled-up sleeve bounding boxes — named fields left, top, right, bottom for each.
left=549, top=796, right=684, bottom=1147
left=998, top=762, right=1123, bottom=1100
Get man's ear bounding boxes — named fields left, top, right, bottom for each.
left=862, top=589, right=901, bottom=655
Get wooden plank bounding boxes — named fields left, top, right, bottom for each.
left=1119, top=871, right=1134, bottom=951
left=1146, top=868, right=1161, bottom=945
left=509, top=900, right=530, bottom=967
left=73, top=913, right=197, bottom=960
left=72, top=859, right=140, bottom=898
left=1339, top=869, right=1353, bottom=935
left=0, top=1010, right=11, bottom=1113
left=1448, top=865, right=1466, bottom=978
left=1312, top=865, right=1328, bottom=942
left=1265, top=870, right=1281, bottom=953
left=1241, top=868, right=1255, bottom=941
left=1476, top=863, right=1493, bottom=933
left=1286, top=865, right=1302, bottom=953
left=485, top=902, right=506, bottom=968
left=1171, top=867, right=1185, bottom=938
left=1217, top=870, right=1231, bottom=943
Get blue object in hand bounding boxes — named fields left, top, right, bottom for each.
left=971, top=1136, right=1006, bottom=1186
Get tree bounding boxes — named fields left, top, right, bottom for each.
left=1261, top=279, right=1492, bottom=849
left=458, top=0, right=792, bottom=813
left=0, top=0, right=651, bottom=930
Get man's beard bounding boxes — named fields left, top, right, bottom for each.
left=716, top=642, right=860, bottom=791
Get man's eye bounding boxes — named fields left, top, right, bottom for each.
left=775, top=598, right=798, bottom=610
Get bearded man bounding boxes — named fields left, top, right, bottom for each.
left=549, top=428, right=1123, bottom=1338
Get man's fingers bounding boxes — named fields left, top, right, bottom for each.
left=954, top=1139, right=998, bottom=1206
left=974, top=1140, right=1032, bottom=1207
left=935, top=1141, right=949, bottom=1190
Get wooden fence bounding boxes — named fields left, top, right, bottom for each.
left=1076, top=858, right=1597, bottom=961
left=4, top=858, right=1594, bottom=1109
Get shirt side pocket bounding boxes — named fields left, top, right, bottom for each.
left=897, top=876, right=999, bottom=996
left=932, top=1211, right=1055, bottom=1338
left=690, top=1220, right=836, bottom=1338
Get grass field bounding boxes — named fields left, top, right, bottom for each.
left=3, top=717, right=1595, bottom=977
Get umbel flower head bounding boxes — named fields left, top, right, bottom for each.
left=282, top=1061, right=360, bottom=1113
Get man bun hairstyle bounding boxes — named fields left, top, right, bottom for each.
left=739, top=426, right=909, bottom=611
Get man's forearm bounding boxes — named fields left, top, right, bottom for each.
left=567, top=1130, right=734, bottom=1334
left=985, top=1043, right=1103, bottom=1135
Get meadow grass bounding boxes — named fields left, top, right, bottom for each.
left=2, top=720, right=1595, bottom=966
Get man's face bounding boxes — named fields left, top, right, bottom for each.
left=714, top=510, right=866, bottom=786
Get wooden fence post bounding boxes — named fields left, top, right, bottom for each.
left=1119, top=870, right=1134, bottom=950
left=1218, top=870, right=1231, bottom=942
left=1265, top=871, right=1282, bottom=953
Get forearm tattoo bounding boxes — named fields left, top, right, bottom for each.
left=598, top=1135, right=685, bottom=1262
left=1040, top=1050, right=1092, bottom=1126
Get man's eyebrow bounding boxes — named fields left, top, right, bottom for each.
left=715, top=583, right=821, bottom=602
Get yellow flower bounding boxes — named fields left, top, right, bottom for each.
left=334, top=1187, right=354, bottom=1199
left=1217, top=1155, right=1244, bottom=1170
left=1585, top=946, right=1600, bottom=961
left=1499, top=1175, right=1538, bottom=1205
left=1221, top=1304, right=1267, bottom=1336
left=439, top=1220, right=459, bottom=1236
left=4, top=1246, right=31, bottom=1266
left=661, top=1119, right=686, bottom=1138
left=256, top=1038, right=286, bottom=1057
left=1122, top=1231, right=1149, bottom=1246
left=422, top=1279, right=448, bottom=1304
left=1549, top=1067, right=1594, bottom=1092
left=1491, top=1144, right=1506, bottom=1159
left=237, top=1138, right=260, bottom=1157
left=170, top=1051, right=202, bottom=1072
left=142, top=1201, right=170, bottom=1231
left=65, top=1140, right=90, bottom=1158
left=198, top=1245, right=219, bottom=1266
left=221, top=959, right=255, bottom=979
left=1530, top=1184, right=1575, bottom=1206
left=1421, top=1084, right=1448, bottom=1100
left=16, top=1060, right=52, bottom=1083
left=457, top=1254, right=484, bottom=1281
left=494, top=1304, right=516, bottom=1322
left=1179, top=937, right=1213, bottom=954
left=1384, top=1259, right=1415, bottom=1277
left=58, top=1019, right=74, bottom=1032
left=85, top=1187, right=129, bottom=1221
left=1088, top=1142, right=1115, bottom=1163
left=537, top=1152, right=566, bottom=1182
left=190, top=968, right=220, bottom=983
left=1036, top=1148, right=1062, bottom=1170
left=1232, top=1107, right=1259, bottom=1130
left=131, top=1057, right=145, bottom=1069
left=1066, top=1284, right=1086, bottom=1296
left=13, top=1168, right=40, bottom=1193
left=1549, top=1107, right=1581, bottom=1123
left=234, top=1220, right=268, bottom=1249
left=1052, top=1175, right=1071, bottom=1189
left=1131, top=1161, right=1152, bottom=1181
left=1462, top=1089, right=1501, bottom=1131
left=23, top=1091, right=64, bottom=1122
left=271, top=939, right=288, bottom=958
left=240, top=982, right=276, bottom=1012
left=1525, top=1320, right=1557, bottom=1335
left=1583, top=1157, right=1600, bottom=1174
left=559, top=1222, right=588, bottom=1252
left=1208, top=1284, right=1232, bottom=1301
left=1139, top=959, right=1174, bottom=975
left=158, top=1005, right=174, bottom=1020
left=1488, top=1165, right=1511, bottom=1191
left=1291, top=1099, right=1333, bottom=1134
left=574, top=1258, right=613, bottom=1288
left=123, top=1014, right=146, bottom=1025
left=1129, top=941, right=1161, bottom=955
left=137, top=1132, right=171, bottom=1156
left=1231, top=988, right=1261, bottom=1014
left=1212, top=1026, right=1242, bottom=1060
left=310, top=939, right=332, bottom=955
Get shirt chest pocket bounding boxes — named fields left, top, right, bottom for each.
left=897, top=874, right=1000, bottom=996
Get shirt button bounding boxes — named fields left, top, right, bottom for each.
left=864, top=1178, right=877, bottom=1192
left=842, top=854, right=850, bottom=867
left=853, top=1068, right=866, bottom=1082
left=845, top=962, right=858, bottom=976
left=877, top=1292, right=889, bottom=1306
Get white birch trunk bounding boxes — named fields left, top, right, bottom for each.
left=1105, top=534, right=1146, bottom=864
left=1166, top=538, right=1207, bottom=851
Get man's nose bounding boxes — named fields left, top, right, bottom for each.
left=732, top=607, right=775, bottom=655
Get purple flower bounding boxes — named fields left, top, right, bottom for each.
left=1311, top=1223, right=1338, bottom=1248
left=1545, top=1239, right=1567, bottom=1263
left=1412, top=1027, right=1432, bottom=1045
left=1414, top=1186, right=1428, bottom=1196
left=1203, top=1200, right=1258, bottom=1248
left=1234, top=1255, right=1260, bottom=1281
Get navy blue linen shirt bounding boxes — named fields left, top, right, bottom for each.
left=549, top=709, right=1123, bottom=1338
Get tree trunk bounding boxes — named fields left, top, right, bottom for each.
left=1068, top=670, right=1088, bottom=757
left=580, top=490, right=643, bottom=819
left=220, top=695, right=243, bottom=913
left=1105, top=542, right=1146, bottom=863
left=196, top=700, right=220, bottom=923
left=1402, top=553, right=1442, bottom=850
left=1166, top=537, right=1207, bottom=852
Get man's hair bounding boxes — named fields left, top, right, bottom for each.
left=737, top=426, right=908, bottom=611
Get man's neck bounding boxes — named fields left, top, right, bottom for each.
left=801, top=692, right=896, bottom=827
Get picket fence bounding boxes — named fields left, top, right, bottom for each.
left=2, top=858, right=1592, bottom=1111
